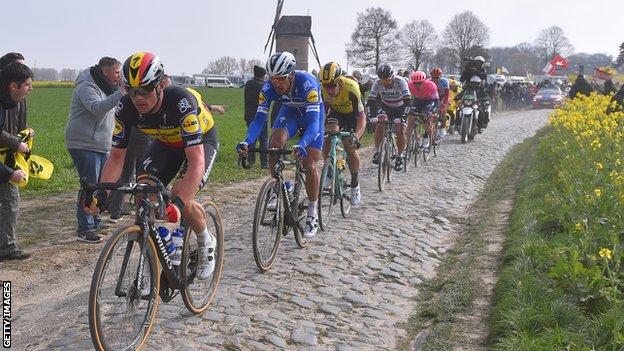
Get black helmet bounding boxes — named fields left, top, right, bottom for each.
left=377, top=64, right=393, bottom=79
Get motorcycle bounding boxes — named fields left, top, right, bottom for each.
left=457, top=89, right=479, bottom=143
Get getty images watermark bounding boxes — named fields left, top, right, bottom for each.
left=2, top=281, right=10, bottom=348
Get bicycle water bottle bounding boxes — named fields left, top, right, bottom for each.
left=284, top=180, right=294, bottom=204
left=156, top=226, right=176, bottom=256
left=336, top=146, right=346, bottom=170
left=171, top=228, right=184, bottom=266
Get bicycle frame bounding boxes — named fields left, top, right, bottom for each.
left=323, top=131, right=355, bottom=200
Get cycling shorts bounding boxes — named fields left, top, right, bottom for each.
left=139, top=127, right=219, bottom=191
left=326, top=110, right=358, bottom=132
left=376, top=105, right=405, bottom=122
left=273, top=105, right=325, bottom=150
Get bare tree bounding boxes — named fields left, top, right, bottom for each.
left=615, top=42, right=624, bottom=68
left=202, top=56, right=239, bottom=75
left=346, top=7, right=399, bottom=71
left=238, top=58, right=247, bottom=74
left=534, top=26, right=573, bottom=61
left=400, top=20, right=438, bottom=71
left=442, top=11, right=490, bottom=69
left=32, top=68, right=58, bottom=81
left=432, top=47, right=456, bottom=74
left=59, top=68, right=77, bottom=81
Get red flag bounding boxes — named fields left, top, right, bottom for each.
left=551, top=55, right=569, bottom=69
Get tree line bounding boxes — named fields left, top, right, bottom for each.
left=346, top=8, right=620, bottom=76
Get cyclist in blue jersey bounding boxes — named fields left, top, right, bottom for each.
left=237, top=52, right=324, bottom=238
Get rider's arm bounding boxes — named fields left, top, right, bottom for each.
left=176, top=144, right=205, bottom=206
left=402, top=97, right=412, bottom=118
left=100, top=105, right=132, bottom=184
left=245, top=84, right=275, bottom=145
left=298, top=89, right=322, bottom=148
left=355, top=111, right=366, bottom=140
left=99, top=147, right=127, bottom=184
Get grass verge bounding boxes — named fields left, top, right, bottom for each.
left=395, top=127, right=548, bottom=350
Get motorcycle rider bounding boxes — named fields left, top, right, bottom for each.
left=459, top=56, right=489, bottom=131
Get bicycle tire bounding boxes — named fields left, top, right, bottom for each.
left=292, top=170, right=309, bottom=248
left=252, top=178, right=283, bottom=272
left=89, top=225, right=159, bottom=351
left=180, top=200, right=224, bottom=313
left=317, top=159, right=335, bottom=231
left=377, top=139, right=387, bottom=191
left=386, top=140, right=394, bottom=183
left=339, top=166, right=351, bottom=218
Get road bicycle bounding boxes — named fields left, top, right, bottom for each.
left=82, top=178, right=224, bottom=351
left=373, top=115, right=398, bottom=191
left=240, top=148, right=309, bottom=272
left=318, top=130, right=358, bottom=230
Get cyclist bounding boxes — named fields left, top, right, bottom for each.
left=429, top=67, right=450, bottom=141
left=367, top=64, right=411, bottom=171
left=319, top=61, right=366, bottom=206
left=85, top=52, right=218, bottom=279
left=237, top=51, right=324, bottom=238
left=406, top=71, right=439, bottom=149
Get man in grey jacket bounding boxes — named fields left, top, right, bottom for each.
left=65, top=57, right=123, bottom=243
left=0, top=61, right=33, bottom=261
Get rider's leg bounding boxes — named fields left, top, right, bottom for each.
left=322, top=122, right=339, bottom=160
left=268, top=128, right=288, bottom=177
left=374, top=123, right=384, bottom=151
left=395, top=121, right=406, bottom=155
left=406, top=115, right=416, bottom=145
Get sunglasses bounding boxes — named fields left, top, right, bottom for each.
left=270, top=75, right=289, bottom=83
left=127, top=83, right=157, bottom=98
left=323, top=83, right=338, bottom=89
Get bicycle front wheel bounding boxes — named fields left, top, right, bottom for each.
left=252, top=178, right=283, bottom=272
left=377, top=140, right=388, bottom=191
left=181, top=200, right=224, bottom=314
left=89, top=225, right=159, bottom=351
left=318, top=158, right=335, bottom=231
left=339, top=167, right=352, bottom=218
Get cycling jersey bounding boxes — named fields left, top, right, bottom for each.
left=408, top=79, right=440, bottom=101
left=321, top=76, right=364, bottom=116
left=432, top=77, right=450, bottom=107
left=246, top=70, right=324, bottom=149
left=368, top=76, right=410, bottom=108
left=113, top=86, right=215, bottom=149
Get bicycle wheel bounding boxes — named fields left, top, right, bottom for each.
left=317, top=158, right=335, bottom=231
left=292, top=171, right=309, bottom=248
left=180, top=200, right=224, bottom=314
left=377, top=139, right=387, bottom=191
left=89, top=225, right=159, bottom=351
left=252, top=178, right=283, bottom=272
left=386, top=140, right=394, bottom=183
left=339, top=167, right=352, bottom=218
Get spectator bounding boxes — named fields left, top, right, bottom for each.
left=243, top=65, right=268, bottom=168
left=608, top=84, right=624, bottom=114
left=569, top=74, right=594, bottom=99
left=65, top=57, right=123, bottom=243
left=0, top=61, right=33, bottom=261
left=603, top=79, right=617, bottom=96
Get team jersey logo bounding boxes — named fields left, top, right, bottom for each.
left=113, top=119, right=124, bottom=138
left=114, top=101, right=123, bottom=115
left=181, top=114, right=200, bottom=135
left=177, top=98, right=192, bottom=114
left=258, top=92, right=267, bottom=105
left=306, top=89, right=319, bottom=103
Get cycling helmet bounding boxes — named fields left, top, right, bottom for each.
left=411, top=70, right=427, bottom=83
left=430, top=67, right=443, bottom=78
left=121, top=52, right=164, bottom=88
left=266, top=51, right=296, bottom=77
left=320, top=62, right=342, bottom=85
left=470, top=76, right=482, bottom=84
left=473, top=56, right=485, bottom=63
left=377, top=64, right=393, bottom=79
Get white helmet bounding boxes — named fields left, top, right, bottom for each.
left=470, top=76, right=482, bottom=84
left=266, top=51, right=296, bottom=77
left=473, top=56, right=485, bottom=63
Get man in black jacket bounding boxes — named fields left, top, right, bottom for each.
left=568, top=74, right=594, bottom=99
left=0, top=61, right=33, bottom=261
left=243, top=65, right=268, bottom=168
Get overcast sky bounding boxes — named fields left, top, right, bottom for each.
left=2, top=0, right=622, bottom=75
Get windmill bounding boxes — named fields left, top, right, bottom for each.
left=263, top=0, right=321, bottom=71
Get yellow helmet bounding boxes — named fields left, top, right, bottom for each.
left=320, top=62, right=342, bottom=85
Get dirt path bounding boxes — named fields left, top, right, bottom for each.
left=0, top=109, right=549, bottom=350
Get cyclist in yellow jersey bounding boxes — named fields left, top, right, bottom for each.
left=319, top=62, right=366, bottom=205
left=86, top=52, right=218, bottom=279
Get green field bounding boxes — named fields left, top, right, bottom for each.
left=22, top=87, right=265, bottom=197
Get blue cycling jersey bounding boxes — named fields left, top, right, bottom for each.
left=245, top=71, right=322, bottom=148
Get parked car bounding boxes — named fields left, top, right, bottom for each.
left=532, top=88, right=565, bottom=109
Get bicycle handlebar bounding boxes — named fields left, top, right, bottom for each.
left=238, top=148, right=294, bottom=169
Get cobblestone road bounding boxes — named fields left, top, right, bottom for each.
left=26, top=109, right=549, bottom=350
